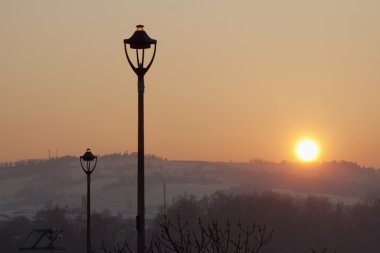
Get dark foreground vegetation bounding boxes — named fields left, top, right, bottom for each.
left=2, top=191, right=380, bottom=253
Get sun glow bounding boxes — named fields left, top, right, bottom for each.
left=295, top=139, right=320, bottom=162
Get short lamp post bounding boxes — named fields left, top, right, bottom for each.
left=80, top=149, right=97, bottom=253
left=123, top=25, right=157, bottom=253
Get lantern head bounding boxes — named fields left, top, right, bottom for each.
left=80, top=149, right=97, bottom=162
left=124, top=25, right=157, bottom=49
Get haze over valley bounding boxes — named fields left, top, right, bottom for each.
left=1, top=153, right=379, bottom=220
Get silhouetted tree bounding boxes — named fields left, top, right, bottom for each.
left=152, top=215, right=272, bottom=253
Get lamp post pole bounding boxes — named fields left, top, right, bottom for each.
left=137, top=73, right=145, bottom=253
left=80, top=149, right=98, bottom=253
left=123, top=25, right=157, bottom=253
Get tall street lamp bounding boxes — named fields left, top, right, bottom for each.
left=123, top=25, right=157, bottom=253
left=80, top=149, right=98, bottom=253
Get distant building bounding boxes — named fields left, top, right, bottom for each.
left=0, top=214, right=11, bottom=228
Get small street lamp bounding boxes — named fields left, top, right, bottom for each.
left=80, top=149, right=97, bottom=253
left=123, top=25, right=157, bottom=253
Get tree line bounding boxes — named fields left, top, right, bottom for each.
left=2, top=190, right=380, bottom=252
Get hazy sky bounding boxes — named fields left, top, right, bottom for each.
left=1, top=1, right=380, bottom=166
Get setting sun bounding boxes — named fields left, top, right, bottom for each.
left=295, top=139, right=320, bottom=162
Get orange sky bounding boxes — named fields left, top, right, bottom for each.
left=1, top=1, right=380, bottom=166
